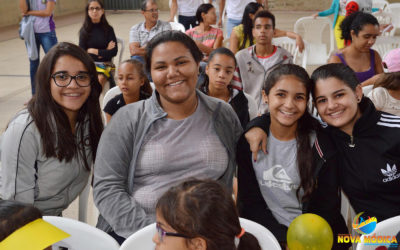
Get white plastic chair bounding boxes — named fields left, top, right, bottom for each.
left=356, top=215, right=400, bottom=250
left=239, top=218, right=281, bottom=250
left=372, top=0, right=389, bottom=10
left=272, top=37, right=307, bottom=69
left=120, top=218, right=280, bottom=250
left=387, top=3, right=400, bottom=36
left=119, top=223, right=156, bottom=250
left=169, top=21, right=186, bottom=32
left=116, top=37, right=125, bottom=67
left=294, top=17, right=334, bottom=66
left=102, top=86, right=122, bottom=124
left=372, top=36, right=400, bottom=60
left=78, top=177, right=91, bottom=223
left=43, top=216, right=120, bottom=250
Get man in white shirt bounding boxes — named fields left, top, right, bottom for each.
left=218, top=0, right=268, bottom=37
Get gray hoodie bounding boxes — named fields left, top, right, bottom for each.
left=0, top=110, right=91, bottom=216
left=93, top=90, right=242, bottom=238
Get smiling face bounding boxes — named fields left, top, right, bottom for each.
left=351, top=24, right=380, bottom=52
left=252, top=17, right=274, bottom=46
left=205, top=54, right=236, bottom=92
left=50, top=55, right=91, bottom=121
left=150, top=41, right=199, bottom=107
left=88, top=1, right=104, bottom=24
left=314, top=77, right=362, bottom=135
left=142, top=1, right=159, bottom=25
left=264, top=75, right=308, bottom=130
left=117, top=62, right=144, bottom=97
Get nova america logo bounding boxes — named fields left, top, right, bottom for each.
left=381, top=164, right=400, bottom=183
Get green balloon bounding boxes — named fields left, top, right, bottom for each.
left=287, top=213, right=333, bottom=250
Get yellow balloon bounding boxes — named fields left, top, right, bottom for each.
left=287, top=213, right=333, bottom=250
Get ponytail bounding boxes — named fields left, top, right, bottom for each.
left=237, top=232, right=261, bottom=250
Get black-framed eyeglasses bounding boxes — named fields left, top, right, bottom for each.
left=156, top=223, right=189, bottom=243
left=144, top=8, right=159, bottom=13
left=51, top=72, right=91, bottom=87
left=89, top=7, right=102, bottom=12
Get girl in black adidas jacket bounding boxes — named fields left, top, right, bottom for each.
left=237, top=64, right=349, bottom=249
left=246, top=63, right=400, bottom=225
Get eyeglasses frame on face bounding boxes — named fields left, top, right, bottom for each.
left=156, top=223, right=189, bottom=243
left=51, top=72, right=92, bottom=88
left=144, top=8, right=159, bottom=13
left=89, top=7, right=102, bottom=12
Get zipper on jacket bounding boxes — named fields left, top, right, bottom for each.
left=348, top=135, right=355, bottom=148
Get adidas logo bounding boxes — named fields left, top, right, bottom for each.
left=381, top=164, right=400, bottom=183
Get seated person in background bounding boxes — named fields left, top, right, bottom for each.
left=103, top=59, right=152, bottom=124
left=368, top=49, right=400, bottom=116
left=168, top=0, right=205, bottom=30
left=79, top=0, right=118, bottom=89
left=129, top=0, right=171, bottom=64
left=186, top=3, right=223, bottom=61
left=230, top=2, right=304, bottom=54
left=232, top=10, right=292, bottom=114
left=200, top=47, right=257, bottom=129
left=329, top=11, right=383, bottom=86
left=0, top=200, right=69, bottom=249
left=154, top=179, right=261, bottom=250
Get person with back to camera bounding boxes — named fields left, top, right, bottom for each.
left=236, top=64, right=349, bottom=249
left=154, top=179, right=261, bottom=250
left=329, top=11, right=383, bottom=86
left=231, top=10, right=293, bottom=115
left=19, top=0, right=58, bottom=96
left=244, top=63, right=400, bottom=225
left=103, top=59, right=153, bottom=123
left=368, top=48, right=400, bottom=116
left=93, top=30, right=242, bottom=244
left=229, top=2, right=304, bottom=55
left=168, top=0, right=207, bottom=30
left=218, top=0, right=268, bottom=38
left=79, top=0, right=118, bottom=90
left=0, top=42, right=103, bottom=216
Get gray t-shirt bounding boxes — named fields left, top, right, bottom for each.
left=131, top=98, right=229, bottom=219
left=252, top=133, right=303, bottom=227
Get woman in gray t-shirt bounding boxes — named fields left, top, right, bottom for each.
left=93, top=31, right=242, bottom=244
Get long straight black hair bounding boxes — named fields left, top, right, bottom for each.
left=79, top=0, right=112, bottom=47
left=240, top=2, right=263, bottom=50
left=28, top=42, right=103, bottom=171
left=264, top=64, right=320, bottom=202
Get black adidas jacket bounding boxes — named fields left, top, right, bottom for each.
left=327, top=97, right=400, bottom=222
left=237, top=116, right=349, bottom=249
left=245, top=97, right=400, bottom=225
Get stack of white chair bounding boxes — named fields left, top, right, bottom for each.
left=43, top=216, right=120, bottom=250
left=272, top=37, right=307, bottom=69
left=294, top=17, right=334, bottom=66
left=372, top=36, right=400, bottom=60
left=387, top=3, right=400, bottom=36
